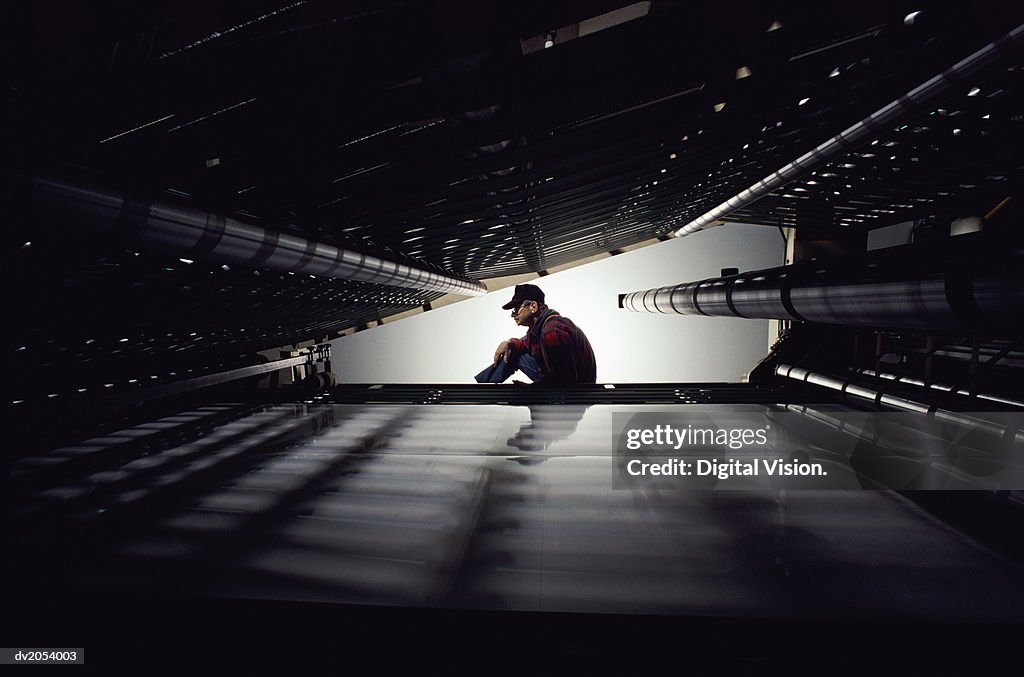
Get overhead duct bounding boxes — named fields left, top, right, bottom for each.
left=32, top=177, right=488, bottom=297
left=673, top=22, right=1024, bottom=237
left=619, top=236, right=1024, bottom=333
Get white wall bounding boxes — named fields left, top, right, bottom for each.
left=331, top=223, right=784, bottom=383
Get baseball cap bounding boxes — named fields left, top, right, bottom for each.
left=501, top=283, right=545, bottom=310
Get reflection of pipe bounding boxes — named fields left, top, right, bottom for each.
left=673, top=22, right=1024, bottom=236
left=774, top=363, right=1024, bottom=444
left=619, top=242, right=1024, bottom=332
left=775, top=404, right=1024, bottom=490
left=32, top=177, right=487, bottom=297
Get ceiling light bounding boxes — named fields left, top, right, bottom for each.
left=829, top=67, right=840, bottom=78
left=544, top=33, right=555, bottom=48
left=767, top=19, right=782, bottom=31
left=713, top=102, right=726, bottom=112
left=904, top=11, right=922, bottom=25
left=669, top=153, right=677, bottom=159
left=799, top=97, right=810, bottom=106
left=968, top=87, right=981, bottom=97
left=735, top=66, right=752, bottom=79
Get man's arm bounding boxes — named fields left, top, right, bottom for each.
left=494, top=337, right=528, bottom=364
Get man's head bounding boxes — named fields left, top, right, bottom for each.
left=502, top=284, right=546, bottom=327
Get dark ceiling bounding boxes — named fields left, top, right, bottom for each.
left=9, top=0, right=1024, bottom=423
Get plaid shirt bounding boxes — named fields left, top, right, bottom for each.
left=507, top=308, right=597, bottom=386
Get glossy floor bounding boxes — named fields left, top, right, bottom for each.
left=12, top=403, right=1024, bottom=620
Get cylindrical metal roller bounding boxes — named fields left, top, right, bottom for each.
left=32, top=177, right=488, bottom=297
left=620, top=237, right=1024, bottom=334
left=300, top=372, right=330, bottom=395
left=775, top=364, right=1024, bottom=446
left=730, top=270, right=797, bottom=319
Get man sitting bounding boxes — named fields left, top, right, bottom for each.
left=475, top=284, right=596, bottom=386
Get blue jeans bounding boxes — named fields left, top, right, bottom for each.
left=475, top=353, right=543, bottom=383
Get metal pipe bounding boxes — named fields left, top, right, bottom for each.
left=774, top=363, right=1024, bottom=444
left=673, top=22, right=1024, bottom=237
left=106, top=352, right=318, bottom=407
left=851, top=368, right=1024, bottom=410
left=32, top=177, right=487, bottom=297
left=619, top=239, right=1024, bottom=333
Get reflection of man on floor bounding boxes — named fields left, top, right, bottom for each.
left=507, top=404, right=590, bottom=452
left=475, top=284, right=597, bottom=386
